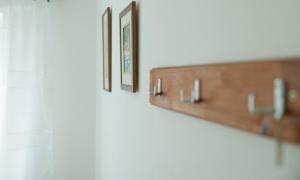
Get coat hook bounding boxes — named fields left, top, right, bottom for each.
left=150, top=78, right=162, bottom=96
left=260, top=119, right=272, bottom=135
left=180, top=80, right=201, bottom=104
left=248, top=78, right=285, bottom=120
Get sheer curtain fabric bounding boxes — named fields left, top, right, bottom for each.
left=0, top=0, right=52, bottom=180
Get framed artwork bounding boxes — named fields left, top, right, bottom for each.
left=102, top=7, right=112, bottom=92
left=119, top=1, right=138, bottom=92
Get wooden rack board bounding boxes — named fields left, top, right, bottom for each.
left=149, top=58, right=300, bottom=144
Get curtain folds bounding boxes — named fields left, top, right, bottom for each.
left=0, top=1, right=53, bottom=180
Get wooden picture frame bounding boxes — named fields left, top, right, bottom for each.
left=119, top=1, right=138, bottom=92
left=102, top=7, right=112, bottom=92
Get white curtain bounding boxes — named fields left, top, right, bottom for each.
left=0, top=0, right=53, bottom=180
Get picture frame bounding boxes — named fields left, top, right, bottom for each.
left=119, top=1, right=138, bottom=92
left=102, top=7, right=112, bottom=92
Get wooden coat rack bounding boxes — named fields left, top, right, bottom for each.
left=149, top=58, right=300, bottom=144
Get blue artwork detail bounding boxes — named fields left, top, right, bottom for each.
left=123, top=24, right=131, bottom=73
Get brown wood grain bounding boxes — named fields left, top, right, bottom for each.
left=102, top=7, right=112, bottom=92
left=149, top=58, right=300, bottom=144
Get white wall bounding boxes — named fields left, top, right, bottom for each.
left=96, top=0, right=300, bottom=180
left=46, top=0, right=96, bottom=180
